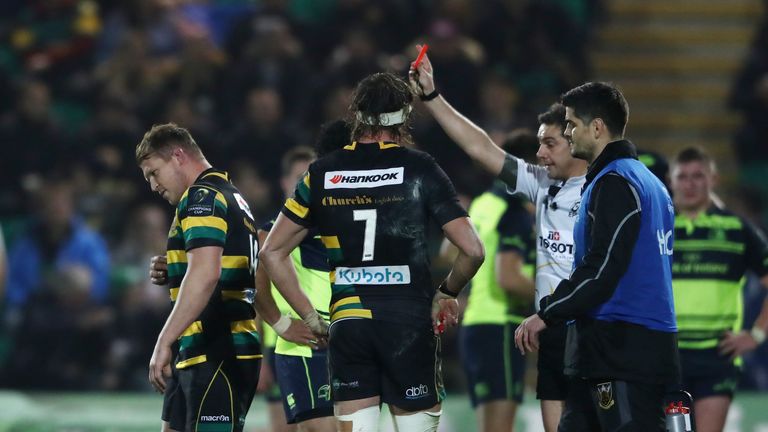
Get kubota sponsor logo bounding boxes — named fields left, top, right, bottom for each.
left=335, top=265, right=411, bottom=285
left=324, top=168, right=404, bottom=189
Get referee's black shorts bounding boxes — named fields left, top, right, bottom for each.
left=162, top=357, right=260, bottom=432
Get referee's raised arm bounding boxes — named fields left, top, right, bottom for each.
left=408, top=47, right=511, bottom=181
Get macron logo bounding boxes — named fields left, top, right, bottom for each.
left=325, top=168, right=404, bottom=189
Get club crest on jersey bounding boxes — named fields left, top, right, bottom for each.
left=324, top=168, right=404, bottom=189
left=596, top=382, right=615, bottom=410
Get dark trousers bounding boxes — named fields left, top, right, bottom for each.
left=558, top=378, right=665, bottom=432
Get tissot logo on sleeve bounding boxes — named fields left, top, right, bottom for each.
left=324, top=168, right=404, bottom=189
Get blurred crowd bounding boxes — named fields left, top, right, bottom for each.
left=0, top=0, right=764, bottom=397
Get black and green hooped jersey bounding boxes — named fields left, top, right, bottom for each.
left=463, top=183, right=535, bottom=326
left=166, top=168, right=261, bottom=369
left=281, top=141, right=467, bottom=326
left=672, top=206, right=768, bottom=350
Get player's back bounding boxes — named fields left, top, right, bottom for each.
left=282, top=141, right=466, bottom=326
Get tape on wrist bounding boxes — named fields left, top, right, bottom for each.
left=751, top=327, right=767, bottom=345
left=438, top=280, right=459, bottom=298
left=272, top=314, right=292, bottom=336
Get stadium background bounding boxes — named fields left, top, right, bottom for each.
left=0, top=0, right=767, bottom=430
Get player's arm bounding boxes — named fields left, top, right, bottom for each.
left=539, top=174, right=641, bottom=322
left=409, top=48, right=513, bottom=183
left=496, top=251, right=534, bottom=301
left=495, top=202, right=535, bottom=301
left=720, top=222, right=768, bottom=356
left=150, top=245, right=222, bottom=392
left=253, top=228, right=316, bottom=346
left=260, top=213, right=327, bottom=337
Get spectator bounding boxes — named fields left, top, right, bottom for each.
left=5, top=177, right=110, bottom=315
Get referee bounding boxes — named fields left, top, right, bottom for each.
left=514, top=82, right=680, bottom=431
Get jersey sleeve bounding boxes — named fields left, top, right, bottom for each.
left=509, top=156, right=549, bottom=203
left=178, top=186, right=228, bottom=250
left=496, top=202, right=533, bottom=256
left=421, top=154, right=468, bottom=226
left=743, top=218, right=768, bottom=277
left=280, top=171, right=314, bottom=227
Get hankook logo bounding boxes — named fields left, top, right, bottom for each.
left=324, top=168, right=404, bottom=189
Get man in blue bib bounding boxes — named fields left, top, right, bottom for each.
left=515, top=82, right=680, bottom=431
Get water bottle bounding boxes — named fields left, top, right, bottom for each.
left=665, top=402, right=691, bottom=432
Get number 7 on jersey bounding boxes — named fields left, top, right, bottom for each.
left=353, top=209, right=377, bottom=261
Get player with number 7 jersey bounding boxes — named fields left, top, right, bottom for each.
left=261, top=72, right=484, bottom=431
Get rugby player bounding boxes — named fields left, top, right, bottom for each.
left=138, top=123, right=312, bottom=432
left=258, top=147, right=335, bottom=432
left=260, top=72, right=485, bottom=432
left=410, top=49, right=587, bottom=432
left=671, top=147, right=768, bottom=432
left=452, top=130, right=537, bottom=432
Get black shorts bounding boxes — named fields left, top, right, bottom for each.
left=275, top=350, right=334, bottom=423
left=459, top=323, right=525, bottom=407
left=263, top=347, right=283, bottom=403
left=680, top=348, right=740, bottom=400
left=559, top=378, right=666, bottom=432
left=536, top=322, right=569, bottom=401
left=328, top=319, right=444, bottom=412
left=162, top=357, right=260, bottom=432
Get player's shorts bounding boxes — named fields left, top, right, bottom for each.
left=679, top=348, right=740, bottom=400
left=275, top=349, right=334, bottom=423
left=328, top=319, right=444, bottom=412
left=536, top=322, right=569, bottom=401
left=162, top=357, right=260, bottom=432
left=459, top=323, right=525, bottom=407
left=263, top=347, right=283, bottom=403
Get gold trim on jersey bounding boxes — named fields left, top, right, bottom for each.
left=176, top=354, right=207, bottom=369
left=181, top=321, right=204, bottom=337
left=167, top=249, right=187, bottom=264
left=331, top=309, right=372, bottom=320
left=303, top=174, right=310, bottom=188
left=236, top=354, right=264, bottom=360
left=221, top=290, right=249, bottom=302
left=230, top=319, right=258, bottom=334
left=202, top=171, right=230, bottom=182
left=378, top=141, right=400, bottom=149
left=320, top=235, right=340, bottom=249
left=222, top=255, right=249, bottom=269
left=330, top=296, right=361, bottom=314
left=285, top=198, right=309, bottom=218
left=181, top=215, right=227, bottom=232
left=170, top=287, right=179, bottom=301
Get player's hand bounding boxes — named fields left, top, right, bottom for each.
left=301, top=310, right=329, bottom=346
left=718, top=330, right=758, bottom=359
left=408, top=44, right=435, bottom=97
left=514, top=314, right=547, bottom=355
left=148, top=341, right=173, bottom=393
left=149, top=255, right=168, bottom=285
left=431, top=291, right=459, bottom=335
left=280, top=318, right=326, bottom=349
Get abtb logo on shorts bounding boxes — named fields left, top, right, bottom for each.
left=335, top=265, right=411, bottom=285
left=405, top=384, right=430, bottom=400
left=324, top=168, right=404, bottom=189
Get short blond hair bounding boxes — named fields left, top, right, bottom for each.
left=135, top=123, right=203, bottom=163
